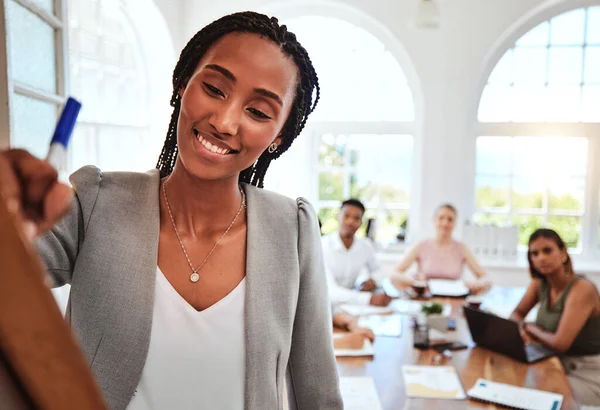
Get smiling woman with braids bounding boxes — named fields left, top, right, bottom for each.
left=0, top=12, right=343, bottom=410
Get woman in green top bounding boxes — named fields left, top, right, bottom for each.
left=511, top=229, right=600, bottom=406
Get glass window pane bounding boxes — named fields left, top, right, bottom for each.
left=488, top=50, right=513, bottom=85
left=284, top=16, right=414, bottom=122
left=374, top=209, right=408, bottom=243
left=473, top=213, right=510, bottom=227
left=586, top=6, right=600, bottom=45
left=476, top=137, right=512, bottom=174
left=546, top=137, right=588, bottom=177
left=584, top=46, right=600, bottom=84
left=319, top=134, right=346, bottom=166
left=547, top=216, right=581, bottom=248
left=512, top=215, right=544, bottom=246
left=96, top=128, right=155, bottom=172
left=512, top=177, right=545, bottom=210
left=10, top=93, right=58, bottom=159
left=547, top=47, right=583, bottom=84
left=478, top=85, right=513, bottom=122
left=511, top=87, right=547, bottom=122
left=550, top=9, right=585, bottom=46
left=476, top=176, right=510, bottom=208
left=513, top=48, right=547, bottom=85
left=346, top=134, right=412, bottom=204
left=319, top=172, right=344, bottom=201
left=582, top=85, right=600, bottom=121
left=513, top=137, right=546, bottom=175
left=545, top=86, right=581, bottom=122
left=548, top=178, right=585, bottom=212
left=69, top=124, right=98, bottom=172
left=516, top=22, right=549, bottom=46
left=7, top=0, right=57, bottom=93
left=317, top=207, right=339, bottom=235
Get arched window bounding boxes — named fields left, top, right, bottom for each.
left=67, top=0, right=155, bottom=172
left=283, top=16, right=416, bottom=244
left=475, top=7, right=600, bottom=254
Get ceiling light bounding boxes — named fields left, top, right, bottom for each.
left=412, top=0, right=441, bottom=29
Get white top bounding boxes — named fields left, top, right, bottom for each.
left=127, top=268, right=246, bottom=410
left=321, top=231, right=383, bottom=306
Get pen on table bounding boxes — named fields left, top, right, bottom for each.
left=46, top=97, right=82, bottom=170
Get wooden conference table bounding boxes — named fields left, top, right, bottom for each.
left=336, top=287, right=578, bottom=409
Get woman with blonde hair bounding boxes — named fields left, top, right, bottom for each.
left=392, top=203, right=490, bottom=293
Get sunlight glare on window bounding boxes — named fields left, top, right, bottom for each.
left=478, top=6, right=600, bottom=122
left=284, top=16, right=415, bottom=122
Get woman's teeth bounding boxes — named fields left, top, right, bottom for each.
left=196, top=134, right=231, bottom=155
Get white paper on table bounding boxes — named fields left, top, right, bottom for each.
left=358, top=314, right=403, bottom=337
left=333, top=334, right=375, bottom=357
left=429, top=328, right=448, bottom=340
left=390, top=299, right=423, bottom=315
left=428, top=279, right=470, bottom=297
left=339, top=304, right=394, bottom=316
left=339, top=377, right=382, bottom=410
left=402, top=365, right=466, bottom=399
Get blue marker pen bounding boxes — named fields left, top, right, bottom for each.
left=46, top=97, right=82, bottom=169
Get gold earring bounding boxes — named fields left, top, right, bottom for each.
left=268, top=143, right=278, bottom=154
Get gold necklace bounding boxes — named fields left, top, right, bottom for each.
left=162, top=178, right=246, bottom=283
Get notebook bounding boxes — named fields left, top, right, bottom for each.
left=467, top=379, right=563, bottom=410
left=428, top=279, right=470, bottom=297
left=402, top=365, right=466, bottom=399
left=333, top=334, right=375, bottom=357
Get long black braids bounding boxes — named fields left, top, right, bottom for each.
left=156, top=11, right=320, bottom=188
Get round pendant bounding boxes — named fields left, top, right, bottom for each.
left=190, top=272, right=200, bottom=283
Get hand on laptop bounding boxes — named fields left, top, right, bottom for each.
left=520, top=323, right=536, bottom=345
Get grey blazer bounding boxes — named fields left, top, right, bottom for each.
left=37, top=166, right=343, bottom=410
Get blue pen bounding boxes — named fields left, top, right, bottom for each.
left=46, top=97, right=82, bottom=169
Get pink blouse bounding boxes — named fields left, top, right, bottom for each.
left=417, top=240, right=465, bottom=280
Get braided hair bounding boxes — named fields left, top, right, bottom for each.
left=156, top=11, right=320, bottom=188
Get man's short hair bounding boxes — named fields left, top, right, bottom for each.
left=341, top=199, right=365, bottom=215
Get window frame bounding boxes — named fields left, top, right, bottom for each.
left=474, top=6, right=600, bottom=261
left=0, top=0, right=69, bottom=156
left=473, top=125, right=600, bottom=260
left=473, top=134, right=592, bottom=252
left=312, top=121, right=415, bottom=244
